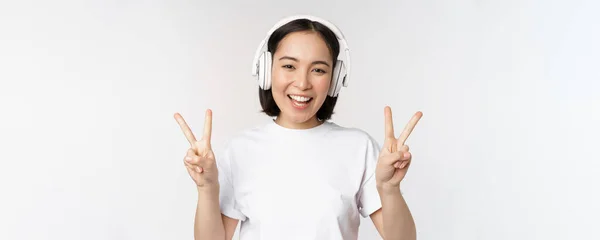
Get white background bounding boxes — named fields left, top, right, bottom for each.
left=1, top=0, right=598, bottom=239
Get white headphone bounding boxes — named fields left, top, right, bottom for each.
left=251, top=15, right=351, bottom=97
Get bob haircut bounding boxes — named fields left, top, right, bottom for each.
left=258, top=18, right=341, bottom=121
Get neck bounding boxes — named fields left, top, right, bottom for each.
left=274, top=115, right=323, bottom=129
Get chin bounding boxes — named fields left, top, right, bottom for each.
left=286, top=111, right=316, bottom=123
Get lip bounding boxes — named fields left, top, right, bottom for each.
left=286, top=92, right=313, bottom=110
left=289, top=96, right=311, bottom=110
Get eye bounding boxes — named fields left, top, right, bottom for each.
left=312, top=68, right=327, bottom=74
left=282, top=64, right=295, bottom=69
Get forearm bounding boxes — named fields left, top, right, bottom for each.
left=194, top=185, right=225, bottom=240
left=377, top=185, right=416, bottom=240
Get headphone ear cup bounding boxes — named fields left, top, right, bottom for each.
left=257, top=52, right=267, bottom=89
left=329, top=60, right=345, bottom=97
left=264, top=51, right=272, bottom=90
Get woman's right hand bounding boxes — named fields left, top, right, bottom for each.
left=174, top=109, right=219, bottom=188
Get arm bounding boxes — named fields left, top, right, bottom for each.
left=372, top=107, right=422, bottom=240
left=370, top=186, right=416, bottom=240
left=174, top=111, right=239, bottom=240
left=193, top=185, right=240, bottom=240
left=193, top=185, right=226, bottom=240
left=222, top=214, right=239, bottom=240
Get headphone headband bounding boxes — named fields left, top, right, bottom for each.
left=251, top=15, right=351, bottom=90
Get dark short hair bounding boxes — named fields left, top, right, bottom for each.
left=258, top=18, right=341, bottom=121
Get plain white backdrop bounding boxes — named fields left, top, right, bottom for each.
left=0, top=0, right=598, bottom=239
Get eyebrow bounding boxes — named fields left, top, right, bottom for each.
left=279, top=56, right=331, bottom=68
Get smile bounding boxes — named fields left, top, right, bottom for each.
left=288, top=94, right=313, bottom=103
left=288, top=94, right=313, bottom=109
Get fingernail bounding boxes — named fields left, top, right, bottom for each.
left=196, top=166, right=202, bottom=172
left=404, top=152, right=410, bottom=159
left=185, top=157, right=192, bottom=162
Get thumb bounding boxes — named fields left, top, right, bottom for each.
left=382, top=151, right=403, bottom=166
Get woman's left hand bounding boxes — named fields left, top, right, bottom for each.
left=375, top=106, right=423, bottom=189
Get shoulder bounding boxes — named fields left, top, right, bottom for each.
left=326, top=122, right=381, bottom=148
left=220, top=122, right=272, bottom=150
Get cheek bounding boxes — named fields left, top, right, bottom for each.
left=270, top=68, right=288, bottom=90
left=271, top=67, right=292, bottom=86
left=270, top=70, right=289, bottom=104
left=313, top=75, right=332, bottom=93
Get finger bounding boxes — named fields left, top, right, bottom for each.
left=184, top=158, right=204, bottom=173
left=399, top=160, right=410, bottom=169
left=399, top=152, right=412, bottom=168
left=184, top=155, right=195, bottom=164
left=186, top=148, right=199, bottom=161
left=186, top=153, right=215, bottom=170
left=400, top=145, right=409, bottom=153
left=398, top=111, right=423, bottom=145
left=383, top=151, right=404, bottom=165
left=187, top=148, right=196, bottom=156
left=174, top=113, right=197, bottom=146
left=402, top=151, right=411, bottom=160
left=203, top=109, right=212, bottom=145
left=185, top=162, right=203, bottom=173
left=183, top=158, right=194, bottom=167
left=184, top=148, right=199, bottom=163
left=184, top=156, right=198, bottom=167
left=185, top=165, right=196, bottom=176
left=393, top=152, right=411, bottom=167
left=384, top=106, right=395, bottom=139
left=186, top=154, right=203, bottom=165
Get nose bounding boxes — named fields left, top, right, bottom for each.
left=293, top=71, right=311, bottom=90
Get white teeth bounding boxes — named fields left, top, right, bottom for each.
left=289, top=95, right=311, bottom=102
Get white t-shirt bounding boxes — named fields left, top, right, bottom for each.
left=216, top=120, right=382, bottom=240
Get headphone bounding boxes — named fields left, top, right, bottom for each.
left=251, top=15, right=351, bottom=97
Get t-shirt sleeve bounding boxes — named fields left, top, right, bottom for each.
left=357, top=135, right=383, bottom=218
left=216, top=145, right=247, bottom=221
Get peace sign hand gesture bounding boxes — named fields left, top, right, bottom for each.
left=174, top=109, right=219, bottom=188
left=375, top=106, right=423, bottom=189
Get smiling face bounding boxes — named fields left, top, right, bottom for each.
left=270, top=31, right=334, bottom=129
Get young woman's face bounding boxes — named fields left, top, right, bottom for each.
left=271, top=31, right=333, bottom=128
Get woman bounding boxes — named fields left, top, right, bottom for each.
left=174, top=15, right=422, bottom=240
